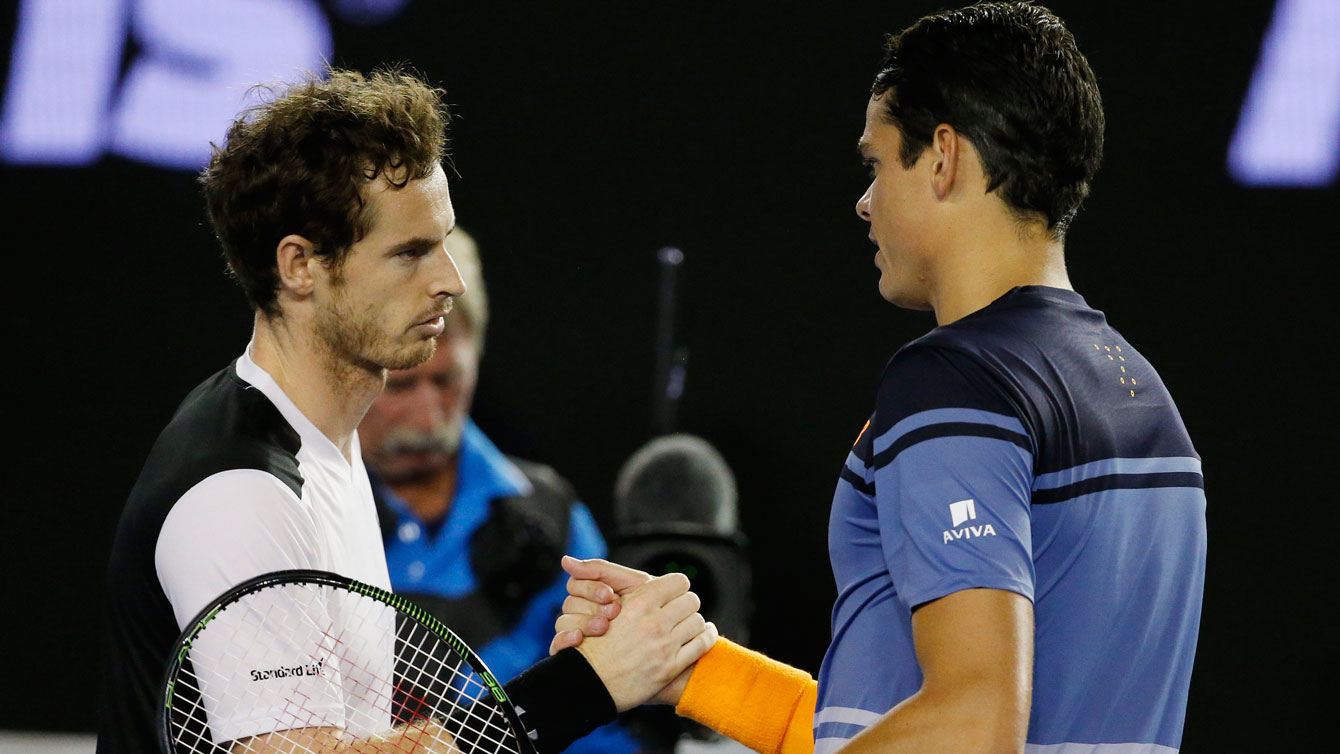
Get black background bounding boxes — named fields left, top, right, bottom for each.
left=2, top=1, right=1334, bottom=749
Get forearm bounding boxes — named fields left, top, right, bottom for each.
left=837, top=677, right=1027, bottom=754
left=227, top=650, right=615, bottom=754
left=231, top=720, right=454, bottom=753
left=675, top=638, right=817, bottom=754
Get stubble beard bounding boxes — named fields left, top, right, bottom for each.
left=314, top=285, right=437, bottom=376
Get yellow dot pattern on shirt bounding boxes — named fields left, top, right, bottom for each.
left=1096, top=343, right=1136, bottom=397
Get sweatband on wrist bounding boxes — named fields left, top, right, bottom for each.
left=503, top=648, right=617, bottom=754
left=675, top=638, right=817, bottom=754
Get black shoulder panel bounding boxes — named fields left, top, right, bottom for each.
left=98, top=360, right=305, bottom=754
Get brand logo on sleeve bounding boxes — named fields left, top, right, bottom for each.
left=944, top=499, right=996, bottom=544
left=949, top=499, right=977, bottom=526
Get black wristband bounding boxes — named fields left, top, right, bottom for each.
left=503, top=648, right=617, bottom=754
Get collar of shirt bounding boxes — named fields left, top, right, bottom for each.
left=234, top=343, right=356, bottom=475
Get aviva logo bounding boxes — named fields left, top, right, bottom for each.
left=944, top=499, right=997, bottom=544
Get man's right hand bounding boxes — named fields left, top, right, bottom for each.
left=551, top=557, right=710, bottom=707
left=554, top=558, right=715, bottom=710
left=549, top=556, right=653, bottom=652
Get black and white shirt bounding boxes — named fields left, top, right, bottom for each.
left=98, top=347, right=392, bottom=753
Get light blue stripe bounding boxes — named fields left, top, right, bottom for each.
left=1035, top=485, right=1207, bottom=512
left=844, top=452, right=869, bottom=478
left=815, top=722, right=869, bottom=741
left=823, top=737, right=1176, bottom=754
left=814, top=706, right=882, bottom=727
left=872, top=408, right=1026, bottom=455
left=1025, top=744, right=1177, bottom=754
left=1033, top=456, right=1202, bottom=491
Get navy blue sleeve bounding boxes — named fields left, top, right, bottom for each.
left=871, top=345, right=1036, bottom=610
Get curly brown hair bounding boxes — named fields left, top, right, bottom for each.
left=200, top=67, right=449, bottom=316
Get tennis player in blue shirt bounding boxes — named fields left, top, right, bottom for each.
left=554, top=4, right=1206, bottom=754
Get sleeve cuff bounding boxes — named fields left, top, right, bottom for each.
left=503, top=648, right=616, bottom=754
left=902, top=578, right=1035, bottom=612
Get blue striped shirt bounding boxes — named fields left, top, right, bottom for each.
left=817, top=287, right=1205, bottom=754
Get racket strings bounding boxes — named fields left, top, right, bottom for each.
left=165, top=581, right=523, bottom=754
left=171, top=585, right=350, bottom=753
left=393, top=621, right=519, bottom=753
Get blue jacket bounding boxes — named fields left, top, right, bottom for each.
left=373, top=419, right=638, bottom=754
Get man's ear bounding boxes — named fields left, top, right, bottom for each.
left=928, top=123, right=961, bottom=202
left=275, top=234, right=319, bottom=298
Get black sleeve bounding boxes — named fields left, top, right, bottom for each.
left=503, top=648, right=617, bottom=754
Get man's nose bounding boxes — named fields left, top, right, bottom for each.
left=855, top=183, right=873, bottom=221
left=432, top=245, right=467, bottom=300
left=406, top=380, right=447, bottom=427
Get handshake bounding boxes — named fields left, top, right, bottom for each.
left=547, top=555, right=718, bottom=711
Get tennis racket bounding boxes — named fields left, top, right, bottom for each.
left=159, top=569, right=538, bottom=754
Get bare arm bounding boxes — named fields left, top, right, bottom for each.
left=558, top=576, right=1032, bottom=754
left=229, top=719, right=454, bottom=753
left=838, top=588, right=1032, bottom=754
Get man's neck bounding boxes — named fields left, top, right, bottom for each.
left=389, top=462, right=459, bottom=525
left=928, top=225, right=1072, bottom=326
left=250, top=312, right=385, bottom=462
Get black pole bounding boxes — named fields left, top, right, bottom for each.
left=653, top=246, right=687, bottom=435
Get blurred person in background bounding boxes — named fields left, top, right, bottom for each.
left=358, top=227, right=640, bottom=754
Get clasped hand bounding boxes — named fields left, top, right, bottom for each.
left=549, top=556, right=716, bottom=709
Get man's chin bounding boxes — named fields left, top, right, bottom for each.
left=380, top=338, right=438, bottom=371
left=878, top=279, right=932, bottom=311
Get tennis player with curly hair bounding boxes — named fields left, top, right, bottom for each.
left=100, top=69, right=716, bottom=754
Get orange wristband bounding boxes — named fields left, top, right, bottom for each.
left=676, top=638, right=817, bottom=754
left=780, top=680, right=817, bottom=754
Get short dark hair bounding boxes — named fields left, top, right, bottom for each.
left=871, top=1, right=1104, bottom=236
left=201, top=68, right=449, bottom=316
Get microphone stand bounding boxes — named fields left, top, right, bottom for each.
left=653, top=246, right=688, bottom=436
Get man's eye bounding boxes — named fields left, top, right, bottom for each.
left=863, top=159, right=878, bottom=177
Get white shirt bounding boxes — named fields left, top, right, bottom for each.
left=154, top=346, right=392, bottom=743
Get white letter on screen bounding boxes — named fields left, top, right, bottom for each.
left=109, top=0, right=333, bottom=169
left=1228, top=0, right=1340, bottom=187
left=0, top=0, right=128, bottom=164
